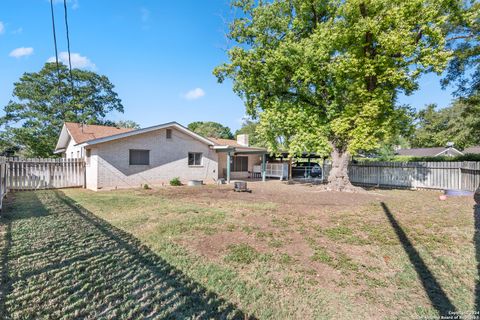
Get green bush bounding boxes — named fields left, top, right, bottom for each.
left=169, top=177, right=182, bottom=186
left=143, top=184, right=150, bottom=190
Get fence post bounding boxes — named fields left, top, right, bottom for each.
left=458, top=162, right=463, bottom=190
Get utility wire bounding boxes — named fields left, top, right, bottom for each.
left=63, top=0, right=75, bottom=97
left=49, top=0, right=60, bottom=79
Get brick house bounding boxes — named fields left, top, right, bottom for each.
left=54, top=122, right=268, bottom=190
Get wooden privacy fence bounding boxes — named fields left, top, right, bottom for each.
left=7, top=158, right=85, bottom=191
left=0, top=157, right=7, bottom=210
left=344, top=161, right=480, bottom=191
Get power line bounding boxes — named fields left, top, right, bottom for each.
left=49, top=0, right=60, bottom=78
left=63, top=0, right=75, bottom=98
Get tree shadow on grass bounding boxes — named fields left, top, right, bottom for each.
left=0, top=190, right=255, bottom=319
left=380, top=202, right=458, bottom=318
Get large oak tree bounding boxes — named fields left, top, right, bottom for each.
left=215, top=0, right=462, bottom=191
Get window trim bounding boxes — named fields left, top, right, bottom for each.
left=129, top=149, right=150, bottom=166
left=188, top=152, right=203, bottom=166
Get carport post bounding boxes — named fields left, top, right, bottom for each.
left=261, top=153, right=266, bottom=182
left=226, top=151, right=231, bottom=184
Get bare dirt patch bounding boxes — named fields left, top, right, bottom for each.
left=63, top=182, right=477, bottom=319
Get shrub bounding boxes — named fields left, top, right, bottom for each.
left=169, top=177, right=182, bottom=186
left=143, top=184, right=150, bottom=190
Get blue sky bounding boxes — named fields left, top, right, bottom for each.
left=0, top=0, right=456, bottom=132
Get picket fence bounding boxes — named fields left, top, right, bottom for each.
left=344, top=161, right=480, bottom=191
left=0, top=157, right=7, bottom=210
left=6, top=158, right=85, bottom=191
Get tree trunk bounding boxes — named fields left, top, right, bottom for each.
left=326, top=147, right=357, bottom=192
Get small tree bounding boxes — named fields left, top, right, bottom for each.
left=215, top=0, right=461, bottom=191
left=187, top=121, right=234, bottom=139
left=0, top=63, right=124, bottom=157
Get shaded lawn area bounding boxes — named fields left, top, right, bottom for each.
left=0, top=182, right=478, bottom=319
left=0, top=191, right=250, bottom=319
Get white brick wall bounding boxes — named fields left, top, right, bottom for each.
left=85, top=148, right=98, bottom=190
left=87, top=127, right=219, bottom=190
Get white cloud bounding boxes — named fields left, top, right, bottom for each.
left=12, top=27, right=23, bottom=34
left=184, top=88, right=205, bottom=100
left=9, top=47, right=34, bottom=58
left=140, top=7, right=150, bottom=22
left=47, top=52, right=96, bottom=70
left=0, top=21, right=5, bottom=34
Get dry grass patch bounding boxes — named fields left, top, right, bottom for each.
left=1, top=181, right=476, bottom=319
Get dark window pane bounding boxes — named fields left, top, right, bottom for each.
left=129, top=150, right=150, bottom=165
left=232, top=156, right=248, bottom=172
left=166, top=129, right=172, bottom=139
left=188, top=152, right=202, bottom=166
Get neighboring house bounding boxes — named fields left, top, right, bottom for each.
left=464, top=146, right=480, bottom=155
left=396, top=146, right=464, bottom=157
left=54, top=122, right=267, bottom=191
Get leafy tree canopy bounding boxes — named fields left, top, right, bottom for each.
left=214, top=0, right=461, bottom=190
left=0, top=62, right=124, bottom=157
left=104, top=120, right=141, bottom=129
left=234, top=118, right=265, bottom=147
left=443, top=1, right=480, bottom=97
left=187, top=121, right=234, bottom=139
left=411, top=100, right=480, bottom=149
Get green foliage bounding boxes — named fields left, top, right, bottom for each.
left=443, top=1, right=480, bottom=97
left=143, top=184, right=150, bottom=190
left=224, top=244, right=259, bottom=264
left=0, top=62, right=124, bottom=157
left=106, top=120, right=141, bottom=129
left=0, top=130, right=20, bottom=156
left=234, top=118, right=266, bottom=147
left=214, top=0, right=459, bottom=158
left=358, top=154, right=480, bottom=162
left=187, top=121, right=233, bottom=139
left=411, top=101, right=479, bottom=149
left=169, top=177, right=182, bottom=186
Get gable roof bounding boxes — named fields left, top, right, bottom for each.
left=65, top=122, right=134, bottom=144
left=55, top=122, right=135, bottom=153
left=77, top=122, right=215, bottom=147
left=396, top=147, right=464, bottom=157
left=464, top=146, right=480, bottom=154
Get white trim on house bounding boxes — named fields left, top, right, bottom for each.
left=54, top=124, right=76, bottom=154
left=433, top=147, right=464, bottom=157
left=77, top=122, right=216, bottom=148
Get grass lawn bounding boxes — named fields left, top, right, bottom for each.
left=0, top=181, right=478, bottom=319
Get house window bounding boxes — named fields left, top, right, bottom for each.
left=166, top=129, right=172, bottom=139
left=231, top=156, right=248, bottom=172
left=188, top=152, right=202, bottom=166
left=129, top=149, right=150, bottom=165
